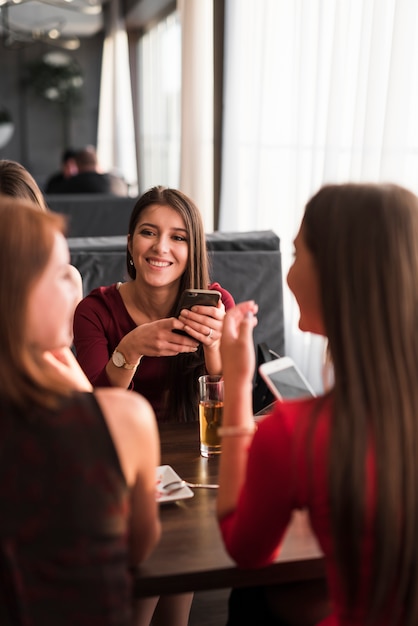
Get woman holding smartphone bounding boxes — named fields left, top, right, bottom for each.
left=218, top=183, right=418, bottom=625
left=74, top=186, right=234, bottom=424
left=73, top=185, right=234, bottom=626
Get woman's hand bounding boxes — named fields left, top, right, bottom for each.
left=41, top=346, right=93, bottom=392
left=122, top=317, right=200, bottom=360
left=220, top=301, right=258, bottom=385
left=178, top=300, right=226, bottom=349
left=217, top=301, right=259, bottom=520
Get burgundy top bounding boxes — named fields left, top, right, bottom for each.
left=73, top=283, right=234, bottom=421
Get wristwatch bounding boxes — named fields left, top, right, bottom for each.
left=112, top=348, right=141, bottom=370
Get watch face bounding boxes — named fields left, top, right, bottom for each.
left=112, top=350, right=125, bottom=367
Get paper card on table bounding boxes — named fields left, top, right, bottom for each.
left=156, top=465, right=194, bottom=503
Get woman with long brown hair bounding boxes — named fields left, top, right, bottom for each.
left=73, top=184, right=234, bottom=626
left=217, top=183, right=418, bottom=625
left=0, top=198, right=160, bottom=625
left=74, top=185, right=234, bottom=424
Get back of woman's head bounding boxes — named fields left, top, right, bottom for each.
left=127, top=186, right=209, bottom=298
left=0, top=159, right=47, bottom=210
left=303, top=183, right=418, bottom=397
left=303, top=183, right=418, bottom=624
left=0, top=197, right=65, bottom=408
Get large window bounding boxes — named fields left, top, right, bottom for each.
left=220, top=0, right=418, bottom=391
left=137, top=12, right=181, bottom=192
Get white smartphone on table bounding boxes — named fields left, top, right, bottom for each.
left=258, top=356, right=316, bottom=401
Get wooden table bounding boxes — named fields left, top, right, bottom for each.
left=133, top=422, right=325, bottom=598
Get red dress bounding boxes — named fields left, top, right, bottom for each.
left=219, top=395, right=377, bottom=626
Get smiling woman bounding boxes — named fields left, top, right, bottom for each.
left=73, top=185, right=235, bottom=425
left=73, top=185, right=235, bottom=626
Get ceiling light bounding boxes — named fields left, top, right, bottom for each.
left=60, top=36, right=79, bottom=49
left=47, top=27, right=60, bottom=38
left=43, top=50, right=71, bottom=65
left=81, top=3, right=100, bottom=14
left=0, top=0, right=102, bottom=48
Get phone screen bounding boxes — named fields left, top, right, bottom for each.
left=266, top=365, right=315, bottom=399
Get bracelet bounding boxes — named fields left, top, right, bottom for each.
left=217, top=424, right=257, bottom=437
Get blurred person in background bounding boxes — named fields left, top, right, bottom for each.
left=59, top=145, right=128, bottom=196
left=44, top=148, right=78, bottom=194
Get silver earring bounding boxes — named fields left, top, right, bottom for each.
left=129, top=259, right=134, bottom=266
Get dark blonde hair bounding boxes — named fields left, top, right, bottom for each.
left=303, top=183, right=418, bottom=624
left=0, top=159, right=47, bottom=210
left=0, top=197, right=68, bottom=409
left=127, top=186, right=211, bottom=421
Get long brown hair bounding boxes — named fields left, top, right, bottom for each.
left=303, top=183, right=418, bottom=624
left=0, top=197, right=68, bottom=409
left=127, top=186, right=211, bottom=421
left=0, top=159, right=47, bottom=210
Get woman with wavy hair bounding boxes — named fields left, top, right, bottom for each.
left=218, top=183, right=418, bottom=625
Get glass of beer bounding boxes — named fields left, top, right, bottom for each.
left=198, top=375, right=223, bottom=457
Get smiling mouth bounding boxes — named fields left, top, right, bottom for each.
left=147, top=258, right=172, bottom=268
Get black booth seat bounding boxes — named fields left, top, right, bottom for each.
left=46, top=194, right=134, bottom=237
left=68, top=230, right=285, bottom=358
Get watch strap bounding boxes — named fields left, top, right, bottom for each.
left=112, top=348, right=141, bottom=370
left=121, top=360, right=138, bottom=370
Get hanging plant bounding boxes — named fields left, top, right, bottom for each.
left=24, top=52, right=83, bottom=148
left=24, top=53, right=83, bottom=109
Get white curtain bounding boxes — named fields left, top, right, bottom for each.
left=138, top=12, right=181, bottom=193
left=220, top=0, right=418, bottom=392
left=178, top=0, right=214, bottom=232
left=97, top=0, right=138, bottom=194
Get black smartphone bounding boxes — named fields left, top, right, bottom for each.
left=172, top=289, right=221, bottom=336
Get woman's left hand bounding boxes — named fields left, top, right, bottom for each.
left=178, top=300, right=226, bottom=349
left=220, top=301, right=258, bottom=383
left=41, top=346, right=93, bottom=392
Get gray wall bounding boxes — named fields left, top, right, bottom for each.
left=0, top=34, right=104, bottom=189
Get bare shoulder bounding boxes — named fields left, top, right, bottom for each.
left=94, top=387, right=156, bottom=435
left=93, top=388, right=159, bottom=485
left=95, top=386, right=152, bottom=414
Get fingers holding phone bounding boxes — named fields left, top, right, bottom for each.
left=174, top=289, right=224, bottom=344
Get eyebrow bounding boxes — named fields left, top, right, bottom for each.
left=138, top=222, right=188, bottom=234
